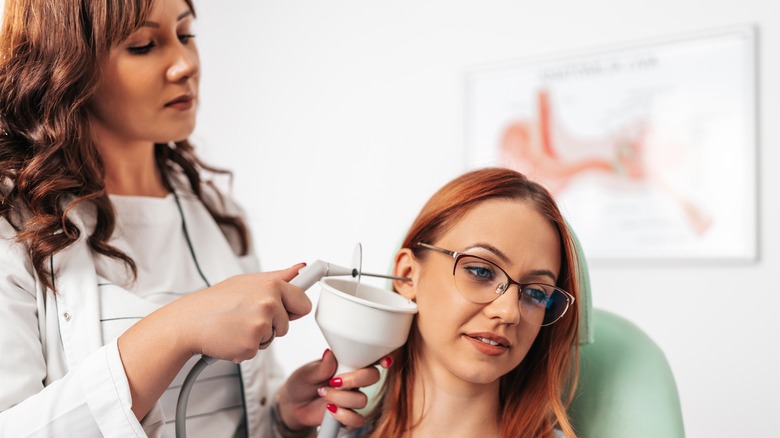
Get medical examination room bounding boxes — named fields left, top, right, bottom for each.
left=0, top=0, right=776, bottom=437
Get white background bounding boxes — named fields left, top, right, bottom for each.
left=4, top=1, right=779, bottom=436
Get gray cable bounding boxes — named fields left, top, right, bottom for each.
left=171, top=186, right=217, bottom=438
left=175, top=355, right=217, bottom=438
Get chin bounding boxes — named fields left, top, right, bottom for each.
left=156, top=127, right=196, bottom=144
left=456, top=365, right=507, bottom=385
left=462, top=373, right=503, bottom=385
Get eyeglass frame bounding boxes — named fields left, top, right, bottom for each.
left=415, top=242, right=575, bottom=326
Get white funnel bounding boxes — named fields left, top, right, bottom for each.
left=315, top=277, right=417, bottom=437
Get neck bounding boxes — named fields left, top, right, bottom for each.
left=98, top=141, right=168, bottom=198
left=407, top=363, right=502, bottom=438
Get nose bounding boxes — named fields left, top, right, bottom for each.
left=167, top=44, right=199, bottom=83
left=484, top=284, right=521, bottom=325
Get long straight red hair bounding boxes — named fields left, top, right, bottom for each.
left=367, top=167, right=580, bottom=437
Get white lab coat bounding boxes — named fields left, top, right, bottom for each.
left=0, top=186, right=285, bottom=437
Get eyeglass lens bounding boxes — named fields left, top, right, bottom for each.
left=454, top=255, right=570, bottom=326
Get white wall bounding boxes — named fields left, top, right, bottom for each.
left=190, top=2, right=780, bottom=436
left=2, top=0, right=776, bottom=436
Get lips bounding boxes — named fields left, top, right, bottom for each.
left=472, top=336, right=503, bottom=346
left=464, top=332, right=510, bottom=348
left=164, top=94, right=194, bottom=107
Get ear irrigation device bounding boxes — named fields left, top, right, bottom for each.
left=175, top=245, right=415, bottom=438
left=314, top=277, right=418, bottom=437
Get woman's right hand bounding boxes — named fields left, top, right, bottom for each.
left=175, top=263, right=312, bottom=362
left=117, top=263, right=311, bottom=419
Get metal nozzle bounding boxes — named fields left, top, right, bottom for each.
left=355, top=270, right=411, bottom=282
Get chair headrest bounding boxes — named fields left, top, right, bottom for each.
left=567, top=221, right=594, bottom=345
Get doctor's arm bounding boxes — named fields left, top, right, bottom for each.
left=117, top=263, right=311, bottom=420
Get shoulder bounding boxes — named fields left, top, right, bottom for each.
left=0, top=216, right=37, bottom=294
left=168, top=168, right=246, bottom=218
left=201, top=180, right=247, bottom=218
left=167, top=168, right=254, bottom=256
left=1, top=180, right=94, bottom=233
left=0, top=214, right=23, bottom=249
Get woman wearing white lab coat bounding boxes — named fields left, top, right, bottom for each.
left=0, top=180, right=291, bottom=436
left=0, top=0, right=381, bottom=436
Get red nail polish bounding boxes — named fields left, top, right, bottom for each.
left=326, top=403, right=338, bottom=413
left=329, top=377, right=343, bottom=387
left=322, top=348, right=330, bottom=361
left=381, top=356, right=393, bottom=368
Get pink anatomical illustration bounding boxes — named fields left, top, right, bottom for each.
left=499, top=89, right=713, bottom=236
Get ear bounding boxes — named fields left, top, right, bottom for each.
left=393, top=248, right=418, bottom=301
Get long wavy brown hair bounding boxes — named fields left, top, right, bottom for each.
left=0, top=0, right=248, bottom=291
left=367, top=167, right=580, bottom=437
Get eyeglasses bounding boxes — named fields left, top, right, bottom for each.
left=416, top=242, right=575, bottom=327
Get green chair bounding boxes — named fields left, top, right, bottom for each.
left=567, top=228, right=686, bottom=437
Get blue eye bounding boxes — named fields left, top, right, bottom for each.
left=467, top=266, right=492, bottom=278
left=522, top=286, right=550, bottom=306
left=462, top=264, right=497, bottom=283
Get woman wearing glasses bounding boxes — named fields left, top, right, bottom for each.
left=349, top=167, right=580, bottom=437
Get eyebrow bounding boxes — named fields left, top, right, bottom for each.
left=463, top=243, right=558, bottom=283
left=527, top=269, right=558, bottom=284
left=463, top=243, right=511, bottom=264
left=141, top=10, right=193, bottom=28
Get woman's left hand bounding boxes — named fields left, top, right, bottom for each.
left=276, top=349, right=390, bottom=431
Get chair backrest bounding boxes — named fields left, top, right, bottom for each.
left=569, top=309, right=686, bottom=437
left=568, top=226, right=686, bottom=437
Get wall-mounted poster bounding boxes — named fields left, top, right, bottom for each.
left=466, top=26, right=757, bottom=262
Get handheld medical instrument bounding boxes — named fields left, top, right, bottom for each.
left=315, top=277, right=417, bottom=437
left=175, top=245, right=415, bottom=438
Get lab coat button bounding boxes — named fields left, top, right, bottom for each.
left=63, top=312, right=71, bottom=321
left=260, top=396, right=267, bottom=406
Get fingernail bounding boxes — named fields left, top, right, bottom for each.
left=317, top=387, right=327, bottom=397
left=322, top=348, right=330, bottom=361
left=380, top=356, right=393, bottom=368
left=329, top=377, right=343, bottom=387
left=326, top=403, right=338, bottom=413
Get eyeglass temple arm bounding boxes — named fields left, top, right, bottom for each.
left=416, top=242, right=460, bottom=258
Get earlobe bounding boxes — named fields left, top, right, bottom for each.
left=392, top=248, right=417, bottom=301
